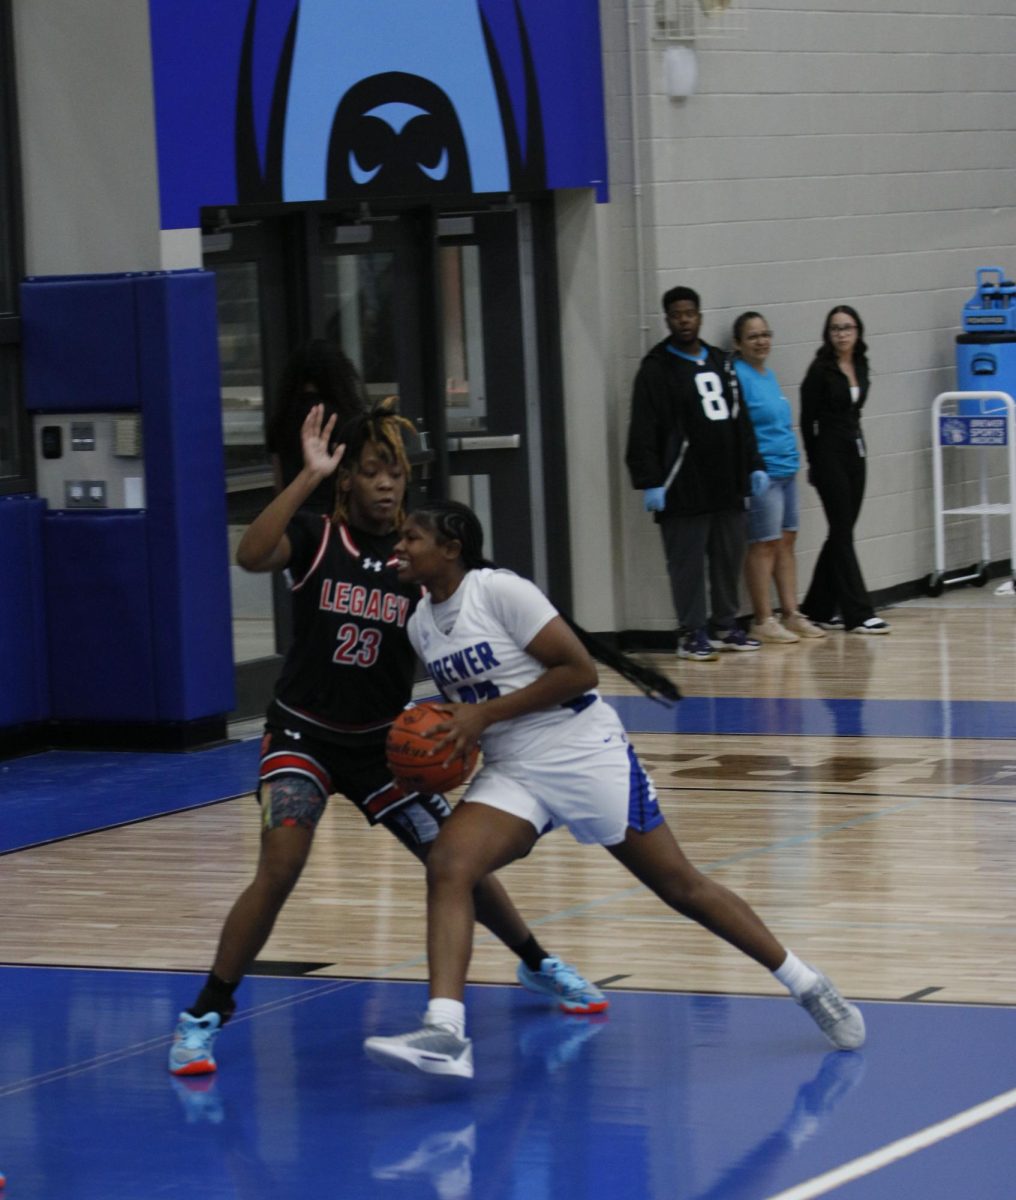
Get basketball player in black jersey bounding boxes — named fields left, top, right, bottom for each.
left=169, top=403, right=604, bottom=1076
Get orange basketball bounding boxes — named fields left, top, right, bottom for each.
left=386, top=702, right=479, bottom=795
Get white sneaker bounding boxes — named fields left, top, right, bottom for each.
left=750, top=616, right=799, bottom=644
left=365, top=1023, right=474, bottom=1078
left=784, top=611, right=827, bottom=639
left=848, top=617, right=890, bottom=635
left=797, top=968, right=866, bottom=1050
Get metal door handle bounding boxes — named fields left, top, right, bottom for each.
left=447, top=434, right=521, bottom=451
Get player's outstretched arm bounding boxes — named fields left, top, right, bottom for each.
left=236, top=404, right=344, bottom=572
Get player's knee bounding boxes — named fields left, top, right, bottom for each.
left=425, top=840, right=482, bottom=895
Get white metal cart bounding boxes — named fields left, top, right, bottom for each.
left=928, top=390, right=1016, bottom=595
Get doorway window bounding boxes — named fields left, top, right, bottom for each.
left=212, top=260, right=267, bottom=472
left=440, top=245, right=488, bottom=433
left=322, top=252, right=397, bottom=404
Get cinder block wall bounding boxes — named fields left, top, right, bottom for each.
left=587, top=0, right=1016, bottom=633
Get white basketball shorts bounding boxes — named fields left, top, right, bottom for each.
left=462, top=700, right=664, bottom=846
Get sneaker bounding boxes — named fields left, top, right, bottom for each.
left=168, top=1011, right=222, bottom=1076
left=364, top=1023, right=474, bottom=1078
left=517, top=956, right=609, bottom=1014
left=708, top=626, right=761, bottom=652
left=848, top=617, right=890, bottom=635
left=796, top=968, right=866, bottom=1050
left=749, top=616, right=799, bottom=644
left=677, top=629, right=719, bottom=661
left=784, top=611, right=827, bottom=639
left=806, top=614, right=844, bottom=631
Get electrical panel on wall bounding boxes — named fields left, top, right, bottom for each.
left=32, top=412, right=146, bottom=510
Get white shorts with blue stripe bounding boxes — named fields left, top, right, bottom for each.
left=462, top=699, right=664, bottom=847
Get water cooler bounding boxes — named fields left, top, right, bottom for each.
left=956, top=267, right=1016, bottom=414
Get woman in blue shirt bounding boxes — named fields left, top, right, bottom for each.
left=733, top=313, right=825, bottom=643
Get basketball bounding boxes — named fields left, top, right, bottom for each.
left=386, top=702, right=479, bottom=795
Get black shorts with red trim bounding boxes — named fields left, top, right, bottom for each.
left=257, top=724, right=448, bottom=836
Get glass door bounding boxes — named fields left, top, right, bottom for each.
left=203, top=200, right=563, bottom=717
left=202, top=218, right=294, bottom=715
left=435, top=206, right=541, bottom=585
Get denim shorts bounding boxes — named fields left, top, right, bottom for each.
left=748, top=475, right=799, bottom=543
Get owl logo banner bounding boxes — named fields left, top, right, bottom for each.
left=149, top=0, right=609, bottom=229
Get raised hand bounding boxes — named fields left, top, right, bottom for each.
left=300, top=403, right=345, bottom=477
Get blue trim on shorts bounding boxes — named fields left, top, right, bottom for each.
left=626, top=744, right=664, bottom=833
left=561, top=692, right=597, bottom=714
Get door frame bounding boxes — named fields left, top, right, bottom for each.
left=203, top=195, right=571, bottom=718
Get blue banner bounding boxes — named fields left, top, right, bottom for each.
left=148, top=0, right=608, bottom=229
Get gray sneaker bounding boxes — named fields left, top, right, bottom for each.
left=797, top=968, right=866, bottom=1050
left=364, top=1023, right=474, bottom=1078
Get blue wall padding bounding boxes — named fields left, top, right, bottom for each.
left=21, top=275, right=140, bottom=412
left=2, top=269, right=235, bottom=734
left=0, top=495, right=49, bottom=725
left=42, top=511, right=159, bottom=721
left=135, top=272, right=235, bottom=719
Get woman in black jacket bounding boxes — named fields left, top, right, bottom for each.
left=799, top=306, right=890, bottom=634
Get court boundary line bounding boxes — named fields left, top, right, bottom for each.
left=764, top=1086, right=1016, bottom=1199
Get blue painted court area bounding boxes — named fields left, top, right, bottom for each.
left=0, top=740, right=259, bottom=853
left=1, top=966, right=1014, bottom=1200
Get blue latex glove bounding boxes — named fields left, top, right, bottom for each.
left=643, top=486, right=667, bottom=512
left=750, top=470, right=770, bottom=498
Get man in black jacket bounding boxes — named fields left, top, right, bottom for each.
left=626, top=287, right=768, bottom=661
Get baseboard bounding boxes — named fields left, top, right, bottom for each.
left=599, top=559, right=1014, bottom=654
left=0, top=716, right=229, bottom=760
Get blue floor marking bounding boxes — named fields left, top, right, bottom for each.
left=605, top=694, right=1016, bottom=739
left=1, top=965, right=1014, bottom=1200
left=0, top=739, right=260, bottom=853
left=4, top=694, right=1014, bottom=856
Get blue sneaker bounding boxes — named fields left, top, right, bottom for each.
left=708, top=626, right=761, bottom=652
left=677, top=629, right=719, bottom=661
left=516, top=957, right=609, bottom=1014
left=168, top=1011, right=222, bottom=1076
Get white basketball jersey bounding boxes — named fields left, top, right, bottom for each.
left=408, top=568, right=600, bottom=762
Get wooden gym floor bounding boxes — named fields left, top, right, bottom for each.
left=1, top=594, right=1014, bottom=1198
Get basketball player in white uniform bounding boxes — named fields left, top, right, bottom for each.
left=364, top=500, right=865, bottom=1078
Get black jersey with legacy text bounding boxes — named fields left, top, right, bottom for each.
left=268, top=513, right=420, bottom=745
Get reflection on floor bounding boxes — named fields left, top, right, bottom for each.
left=3, top=966, right=1015, bottom=1200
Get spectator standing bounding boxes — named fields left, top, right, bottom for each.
left=799, top=306, right=890, bottom=635
left=626, top=287, right=769, bottom=661
left=731, top=312, right=826, bottom=644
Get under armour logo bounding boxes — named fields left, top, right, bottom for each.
left=363, top=557, right=384, bottom=573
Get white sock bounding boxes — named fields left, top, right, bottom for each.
left=424, top=998, right=466, bottom=1038
left=773, top=951, right=819, bottom=999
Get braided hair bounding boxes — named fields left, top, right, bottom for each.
left=332, top=400, right=416, bottom=527
left=409, top=499, right=680, bottom=705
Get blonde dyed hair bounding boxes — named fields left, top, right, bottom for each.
left=331, top=398, right=416, bottom=527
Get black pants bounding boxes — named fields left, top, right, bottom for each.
left=801, top=452, right=875, bottom=629
left=658, top=508, right=747, bottom=633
